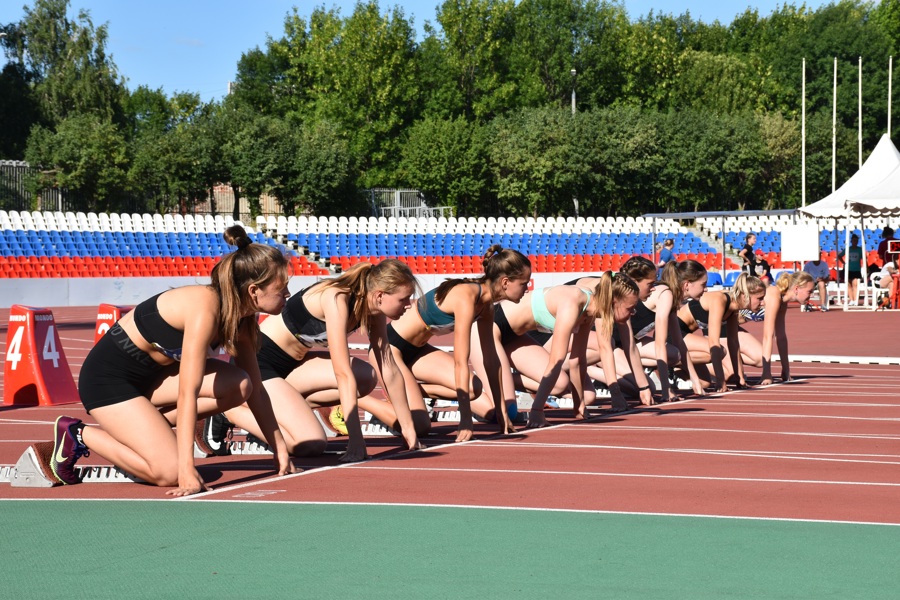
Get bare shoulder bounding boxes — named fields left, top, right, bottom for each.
left=160, top=285, right=219, bottom=312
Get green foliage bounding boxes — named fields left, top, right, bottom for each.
left=400, top=115, right=491, bottom=216
left=5, top=0, right=897, bottom=216
left=25, top=113, right=128, bottom=210
left=435, top=0, right=517, bottom=120
left=19, top=0, right=126, bottom=127
left=488, top=106, right=588, bottom=217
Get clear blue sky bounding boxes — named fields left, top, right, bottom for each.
left=3, top=0, right=829, bottom=101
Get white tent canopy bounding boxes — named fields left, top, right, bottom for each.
left=848, top=170, right=900, bottom=217
left=798, top=133, right=900, bottom=219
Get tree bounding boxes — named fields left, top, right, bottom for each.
left=671, top=50, right=770, bottom=114
left=400, top=115, right=491, bottom=216
left=620, top=13, right=687, bottom=109
left=284, top=2, right=419, bottom=186
left=435, top=0, right=517, bottom=120
left=488, top=106, right=587, bottom=217
left=19, top=0, right=126, bottom=127
left=288, top=120, right=363, bottom=216
left=507, top=0, right=580, bottom=109
left=577, top=105, right=663, bottom=216
left=0, top=23, right=40, bottom=159
left=574, top=0, right=631, bottom=109
left=230, top=44, right=296, bottom=118
left=25, top=112, right=128, bottom=211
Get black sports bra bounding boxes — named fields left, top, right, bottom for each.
left=132, top=292, right=218, bottom=361
left=281, top=285, right=359, bottom=348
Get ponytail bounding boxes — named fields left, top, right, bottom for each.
left=775, top=271, right=813, bottom=297
left=660, top=259, right=707, bottom=309
left=730, top=273, right=766, bottom=308
left=435, top=244, right=531, bottom=303
left=210, top=225, right=290, bottom=356
left=590, top=271, right=639, bottom=340
left=321, top=259, right=418, bottom=333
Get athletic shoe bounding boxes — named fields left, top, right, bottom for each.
left=245, top=432, right=272, bottom=452
left=50, top=416, right=89, bottom=485
left=329, top=406, right=349, bottom=436
left=670, top=377, right=694, bottom=391
left=197, top=413, right=234, bottom=456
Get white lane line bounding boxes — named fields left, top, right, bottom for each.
left=459, top=441, right=900, bottom=465
left=571, top=424, right=900, bottom=441
left=671, top=411, right=900, bottom=422
left=358, top=465, right=900, bottom=487
left=3, top=497, right=898, bottom=527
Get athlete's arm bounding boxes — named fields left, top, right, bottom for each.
left=368, top=315, right=423, bottom=451
left=321, top=287, right=366, bottom=462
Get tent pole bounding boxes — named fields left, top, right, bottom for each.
left=844, top=221, right=851, bottom=310
left=721, top=215, right=726, bottom=276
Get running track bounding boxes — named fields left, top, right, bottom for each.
left=1, top=305, right=898, bottom=526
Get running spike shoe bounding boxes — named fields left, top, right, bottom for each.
left=50, top=416, right=90, bottom=485
left=329, top=406, right=349, bottom=436
left=196, top=413, right=234, bottom=456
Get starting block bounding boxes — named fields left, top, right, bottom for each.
left=0, top=442, right=142, bottom=487
left=93, top=303, right=132, bottom=344
left=4, top=305, right=80, bottom=406
left=361, top=412, right=400, bottom=437
left=193, top=438, right=273, bottom=458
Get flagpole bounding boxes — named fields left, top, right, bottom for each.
left=802, top=58, right=807, bottom=207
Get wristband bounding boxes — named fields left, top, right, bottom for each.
left=637, top=384, right=650, bottom=391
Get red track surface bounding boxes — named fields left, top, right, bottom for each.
left=2, top=304, right=899, bottom=525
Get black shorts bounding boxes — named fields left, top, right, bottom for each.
left=847, top=271, right=862, bottom=282
left=678, top=318, right=708, bottom=337
left=526, top=330, right=552, bottom=347
left=257, top=332, right=304, bottom=381
left=387, top=323, right=432, bottom=366
left=78, top=323, right=166, bottom=413
left=493, top=305, right=519, bottom=347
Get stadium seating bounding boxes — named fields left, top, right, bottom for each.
left=0, top=210, right=328, bottom=278
left=14, top=210, right=874, bottom=280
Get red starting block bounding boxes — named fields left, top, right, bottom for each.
left=93, top=303, right=133, bottom=345
left=3, top=305, right=80, bottom=406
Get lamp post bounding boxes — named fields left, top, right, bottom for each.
left=570, top=68, right=579, bottom=217
left=570, top=68, right=577, bottom=115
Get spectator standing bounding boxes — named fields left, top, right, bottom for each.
left=802, top=253, right=832, bottom=312
left=657, top=239, right=676, bottom=268
left=837, top=233, right=863, bottom=305
left=738, top=233, right=757, bottom=274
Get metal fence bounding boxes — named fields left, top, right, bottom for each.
left=367, top=188, right=454, bottom=218
left=2, top=162, right=452, bottom=222
left=0, top=160, right=81, bottom=213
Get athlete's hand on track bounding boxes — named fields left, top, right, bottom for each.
left=403, top=433, right=425, bottom=452
left=339, top=446, right=369, bottom=463
left=455, top=413, right=474, bottom=442
left=167, top=469, right=209, bottom=497
left=274, top=451, right=298, bottom=475
left=690, top=379, right=705, bottom=396
left=500, top=417, right=517, bottom=434
left=639, top=388, right=654, bottom=406
left=526, top=409, right=548, bottom=429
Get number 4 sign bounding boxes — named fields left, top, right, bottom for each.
left=3, top=305, right=80, bottom=406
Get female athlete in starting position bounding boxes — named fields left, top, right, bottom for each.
left=387, top=245, right=532, bottom=442
left=51, top=225, right=293, bottom=496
